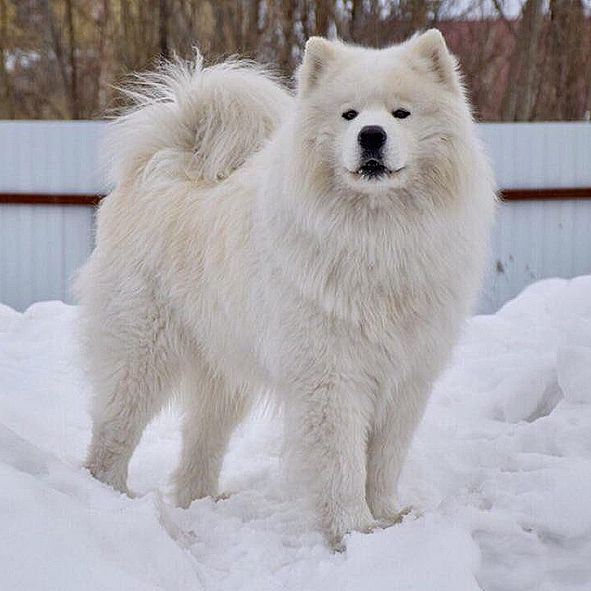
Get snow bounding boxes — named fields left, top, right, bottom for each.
left=1, top=277, right=591, bottom=591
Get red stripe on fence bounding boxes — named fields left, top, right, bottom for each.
left=1, top=188, right=591, bottom=205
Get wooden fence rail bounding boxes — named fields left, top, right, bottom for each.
left=1, top=188, right=591, bottom=206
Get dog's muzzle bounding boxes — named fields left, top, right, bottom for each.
left=356, top=125, right=390, bottom=179
left=357, top=159, right=390, bottom=178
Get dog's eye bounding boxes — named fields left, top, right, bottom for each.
left=342, top=109, right=358, bottom=121
left=392, top=108, right=411, bottom=119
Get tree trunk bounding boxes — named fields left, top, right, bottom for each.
left=514, top=0, right=544, bottom=121
left=159, top=0, right=170, bottom=59
left=65, top=0, right=80, bottom=118
left=0, top=0, right=15, bottom=118
left=314, top=0, right=331, bottom=37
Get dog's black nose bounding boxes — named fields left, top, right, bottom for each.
left=358, top=126, right=387, bottom=151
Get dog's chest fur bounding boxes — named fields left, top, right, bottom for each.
left=257, top=191, right=476, bottom=390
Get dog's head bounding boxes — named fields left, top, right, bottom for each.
left=295, top=30, right=471, bottom=196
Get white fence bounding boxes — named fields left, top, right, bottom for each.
left=0, top=121, right=104, bottom=310
left=1, top=120, right=591, bottom=312
left=480, top=123, right=591, bottom=312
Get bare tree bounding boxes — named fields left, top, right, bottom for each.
left=159, top=0, right=170, bottom=59
left=0, top=0, right=15, bottom=118
left=0, top=0, right=590, bottom=121
left=500, top=0, right=544, bottom=121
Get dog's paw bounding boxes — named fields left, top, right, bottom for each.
left=367, top=493, right=399, bottom=520
left=174, top=488, right=197, bottom=509
left=213, top=491, right=232, bottom=502
left=322, top=502, right=377, bottom=552
left=174, top=485, right=221, bottom=509
left=85, top=461, right=132, bottom=497
left=370, top=499, right=417, bottom=529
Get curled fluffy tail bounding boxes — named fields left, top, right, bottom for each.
left=105, top=52, right=292, bottom=186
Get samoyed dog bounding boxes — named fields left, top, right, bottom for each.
left=78, top=30, right=495, bottom=549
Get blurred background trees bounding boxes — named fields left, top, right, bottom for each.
left=0, top=0, right=590, bottom=121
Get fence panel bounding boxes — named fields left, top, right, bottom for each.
left=1, top=121, right=590, bottom=312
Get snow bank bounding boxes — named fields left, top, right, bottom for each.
left=1, top=278, right=591, bottom=590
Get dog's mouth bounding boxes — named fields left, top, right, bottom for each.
left=358, top=159, right=389, bottom=178
left=351, top=160, right=405, bottom=180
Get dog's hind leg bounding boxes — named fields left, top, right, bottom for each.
left=173, top=364, right=250, bottom=508
left=85, top=300, right=181, bottom=496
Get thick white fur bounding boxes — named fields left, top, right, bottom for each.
left=78, top=31, right=496, bottom=549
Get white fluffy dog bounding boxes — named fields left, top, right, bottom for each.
left=78, top=30, right=495, bottom=549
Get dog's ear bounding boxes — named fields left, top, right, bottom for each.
left=298, top=37, right=337, bottom=97
left=406, top=29, right=462, bottom=94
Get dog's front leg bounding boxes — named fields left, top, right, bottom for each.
left=288, top=380, right=374, bottom=550
left=366, top=381, right=430, bottom=523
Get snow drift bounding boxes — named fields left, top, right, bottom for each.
left=1, top=276, right=591, bottom=590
